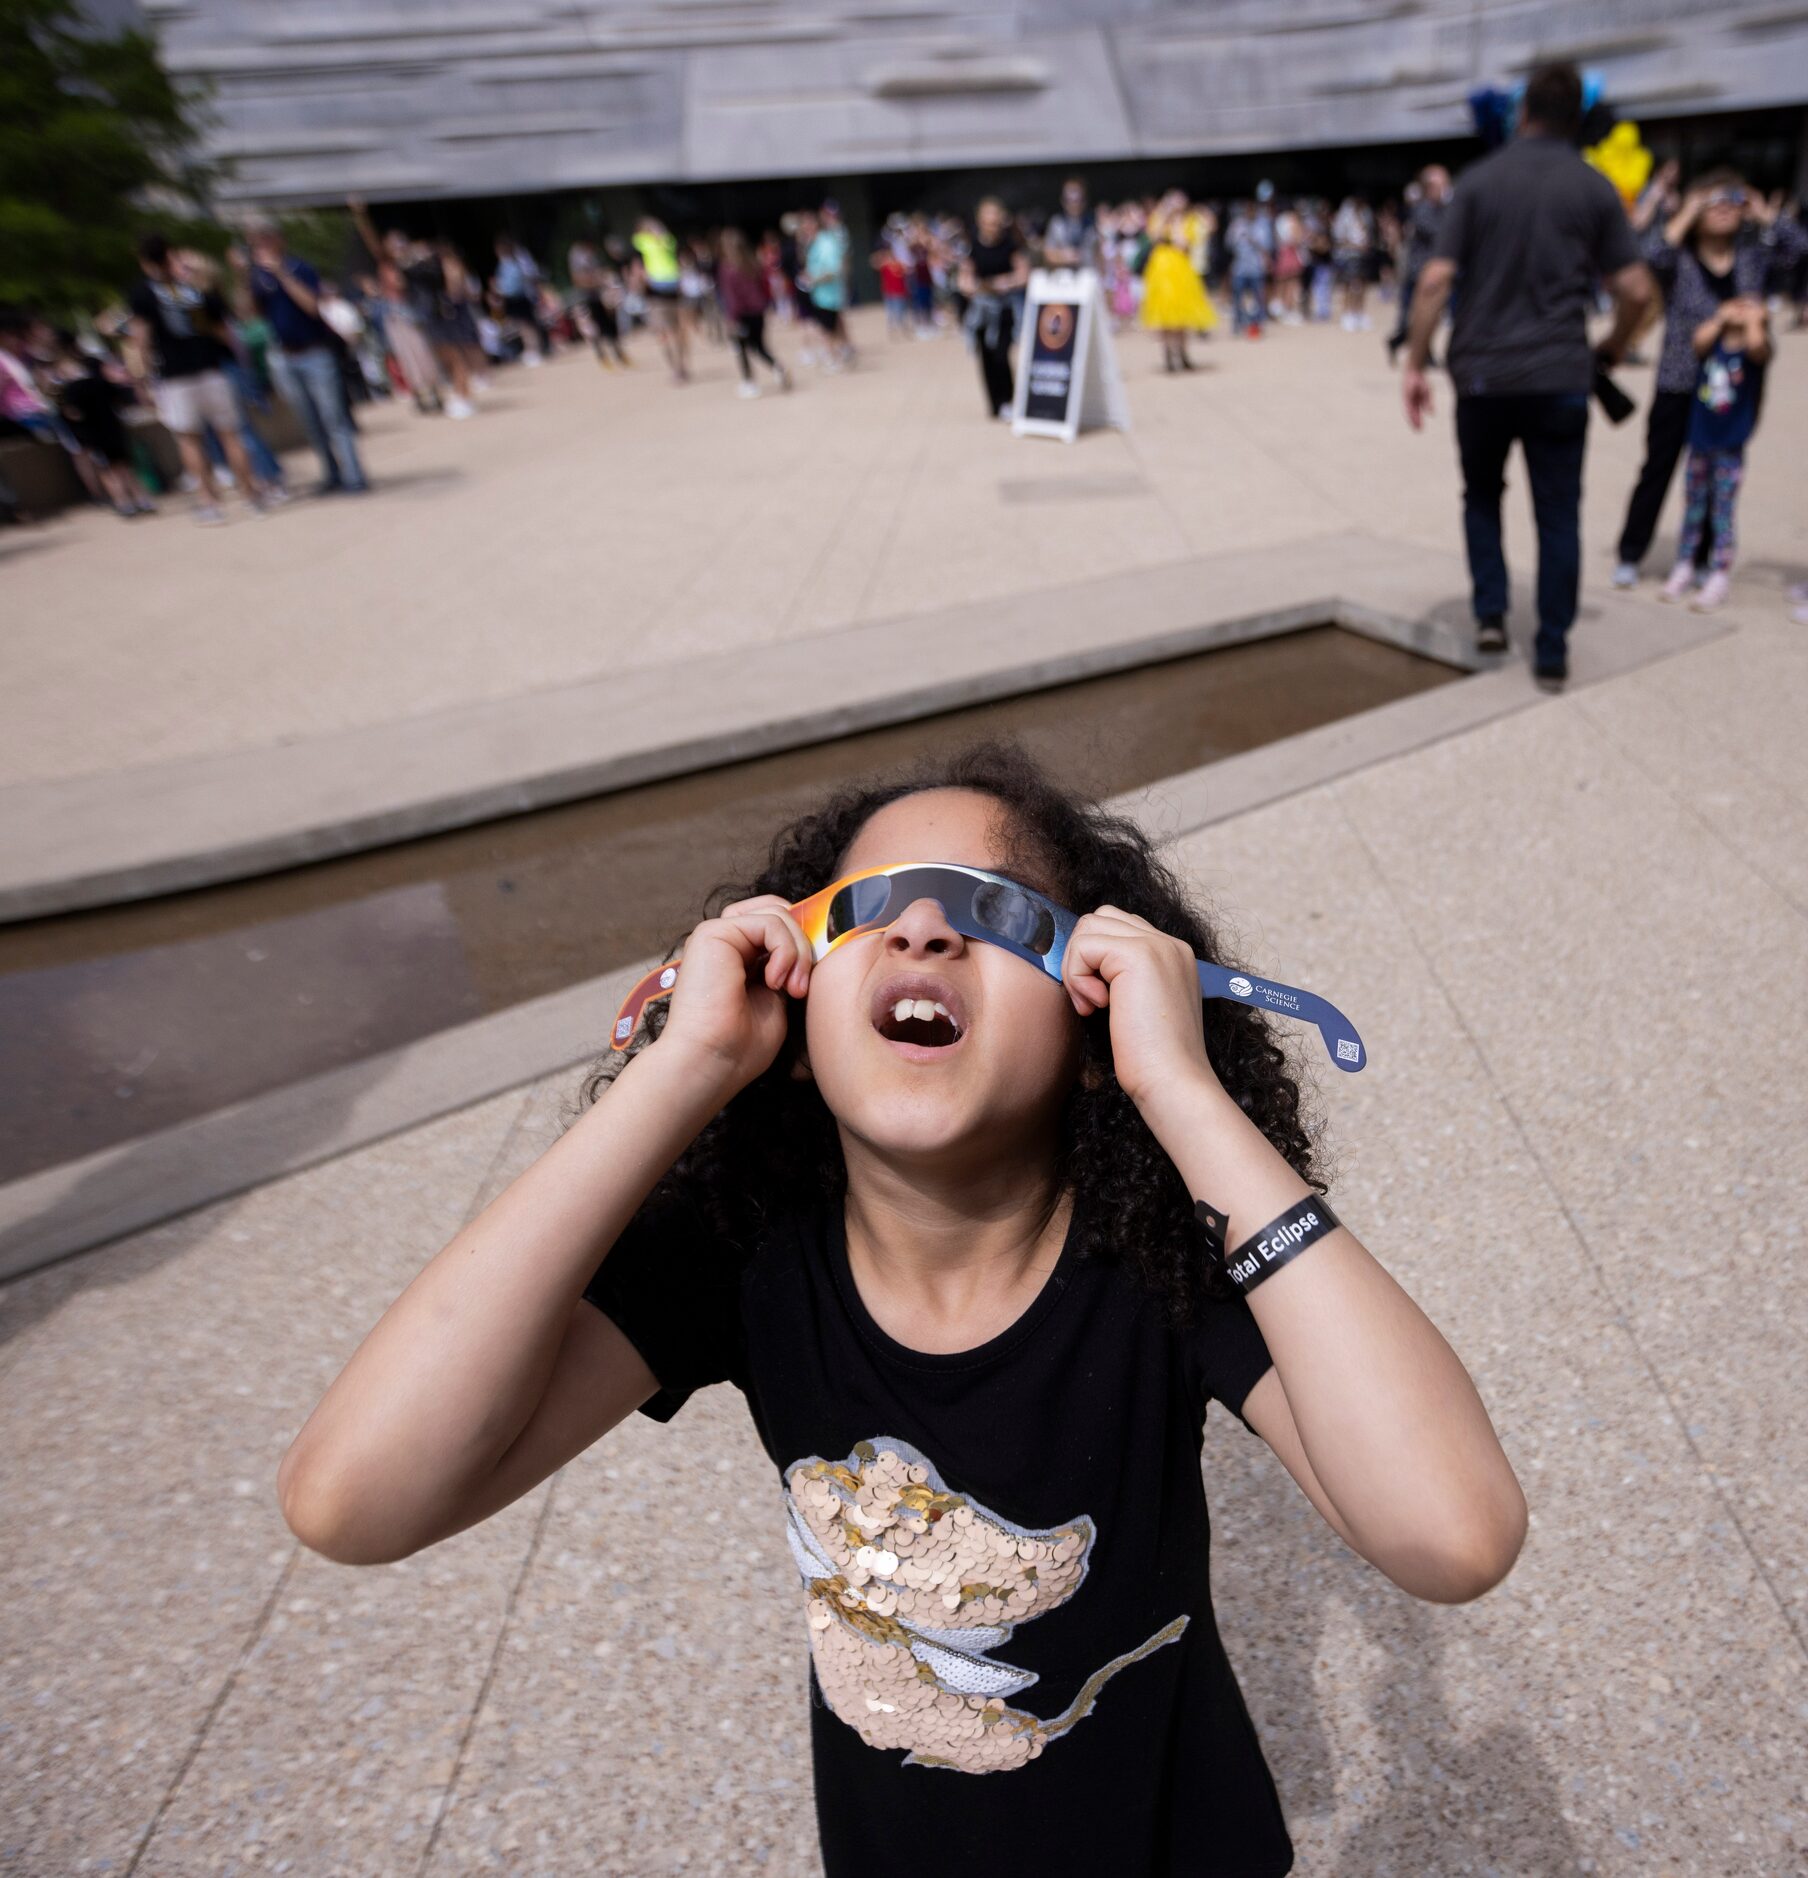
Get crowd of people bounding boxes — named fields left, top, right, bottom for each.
left=3, top=115, right=1805, bottom=653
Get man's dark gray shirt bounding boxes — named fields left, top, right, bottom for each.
left=1433, top=133, right=1641, bottom=397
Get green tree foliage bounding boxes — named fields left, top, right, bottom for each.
left=273, top=207, right=360, bottom=283
left=0, top=0, right=214, bottom=316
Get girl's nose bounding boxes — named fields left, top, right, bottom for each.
left=884, top=898, right=966, bottom=957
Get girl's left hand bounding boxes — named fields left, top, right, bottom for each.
left=1062, top=905, right=1224, bottom=1116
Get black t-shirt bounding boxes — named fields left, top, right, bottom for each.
left=970, top=233, right=1022, bottom=290
left=128, top=277, right=232, bottom=380
left=55, top=366, right=131, bottom=455
left=403, top=253, right=454, bottom=323
left=583, top=1188, right=1294, bottom=1876
left=1433, top=133, right=1641, bottom=396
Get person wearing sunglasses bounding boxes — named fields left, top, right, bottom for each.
left=1613, top=169, right=1804, bottom=592
left=278, top=745, right=1526, bottom=1876
left=607, top=860, right=1367, bottom=1070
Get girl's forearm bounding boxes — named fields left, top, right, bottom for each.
left=277, top=1039, right=732, bottom=1554
left=1144, top=1077, right=1527, bottom=1596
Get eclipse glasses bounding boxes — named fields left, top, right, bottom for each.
left=610, top=861, right=1366, bottom=1071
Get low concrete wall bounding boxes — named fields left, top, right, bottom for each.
left=1, top=400, right=310, bottom=514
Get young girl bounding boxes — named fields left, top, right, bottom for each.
left=718, top=228, right=791, bottom=397
left=1660, top=291, right=1770, bottom=612
left=1100, top=209, right=1138, bottom=328
left=278, top=743, right=1527, bottom=1876
left=1140, top=192, right=1218, bottom=372
left=873, top=239, right=910, bottom=339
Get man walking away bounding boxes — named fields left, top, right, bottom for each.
left=1403, top=61, right=1652, bottom=689
left=245, top=219, right=369, bottom=495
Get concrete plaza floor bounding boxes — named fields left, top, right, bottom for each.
left=3, top=308, right=1807, bottom=1875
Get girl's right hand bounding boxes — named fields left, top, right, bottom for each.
left=651, top=895, right=813, bottom=1093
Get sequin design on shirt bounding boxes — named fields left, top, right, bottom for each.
left=783, top=1436, right=1187, bottom=1774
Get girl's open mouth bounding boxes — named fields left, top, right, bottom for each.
left=878, top=997, right=963, bottom=1049
left=870, top=975, right=968, bottom=1054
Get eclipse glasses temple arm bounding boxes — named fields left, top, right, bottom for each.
left=1194, top=961, right=1367, bottom=1072
left=610, top=961, right=680, bottom=1050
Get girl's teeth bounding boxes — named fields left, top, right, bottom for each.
left=887, top=996, right=961, bottom=1034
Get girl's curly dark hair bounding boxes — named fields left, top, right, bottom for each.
left=578, top=739, right=1328, bottom=1327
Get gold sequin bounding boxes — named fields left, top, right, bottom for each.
left=781, top=1436, right=1188, bottom=1774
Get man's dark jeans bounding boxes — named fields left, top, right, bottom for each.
left=1455, top=391, right=1588, bottom=670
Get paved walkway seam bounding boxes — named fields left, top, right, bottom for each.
left=1327, top=780, right=1808, bottom=1667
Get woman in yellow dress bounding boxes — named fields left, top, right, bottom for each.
left=1140, top=190, right=1217, bottom=370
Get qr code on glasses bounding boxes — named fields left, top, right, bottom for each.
left=1336, top=1039, right=1360, bottom=1063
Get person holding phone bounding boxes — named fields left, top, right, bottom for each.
left=244, top=218, right=369, bottom=495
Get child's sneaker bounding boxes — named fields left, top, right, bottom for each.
left=1658, top=563, right=1696, bottom=604
left=1610, top=561, right=1639, bottom=589
left=736, top=380, right=761, bottom=399
left=1690, top=571, right=1732, bottom=612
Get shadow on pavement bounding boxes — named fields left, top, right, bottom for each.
left=0, top=1049, right=390, bottom=1357
left=1211, top=1424, right=1583, bottom=1874
left=362, top=466, right=468, bottom=497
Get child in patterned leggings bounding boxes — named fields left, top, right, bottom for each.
left=1661, top=294, right=1769, bottom=612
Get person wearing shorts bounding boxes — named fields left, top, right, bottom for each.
left=128, top=233, right=269, bottom=523
left=633, top=218, right=689, bottom=382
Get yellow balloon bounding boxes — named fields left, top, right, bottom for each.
left=1586, top=118, right=1653, bottom=205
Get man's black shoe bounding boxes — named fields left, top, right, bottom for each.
left=1533, top=660, right=1568, bottom=693
left=1476, top=615, right=1509, bottom=654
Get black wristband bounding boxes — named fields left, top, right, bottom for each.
left=1192, top=1198, right=1229, bottom=1259
left=1223, top=1195, right=1340, bottom=1296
